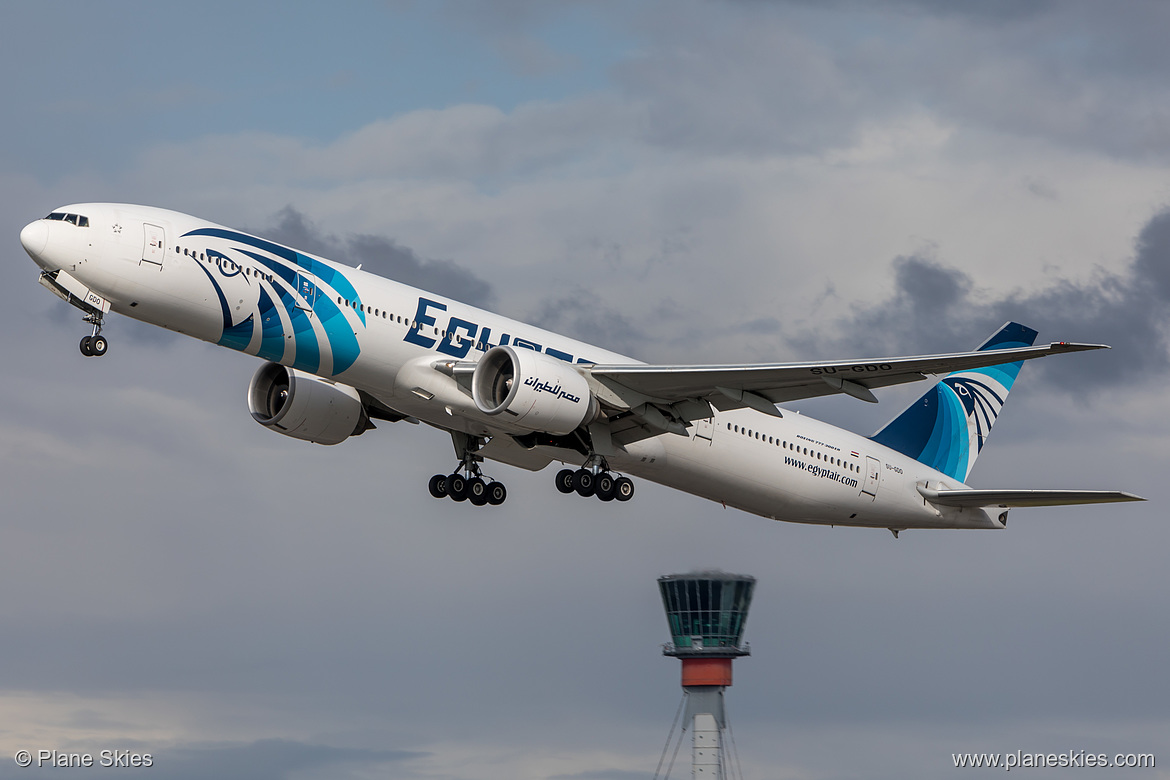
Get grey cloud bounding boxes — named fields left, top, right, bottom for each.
left=95, top=740, right=420, bottom=780
left=751, top=0, right=1059, bottom=23
left=261, top=207, right=496, bottom=309
left=1023, top=176, right=1059, bottom=200
left=529, top=288, right=646, bottom=358
left=549, top=770, right=654, bottom=780
left=616, top=14, right=876, bottom=157
left=618, top=1, right=1170, bottom=160
left=790, top=209, right=1170, bottom=392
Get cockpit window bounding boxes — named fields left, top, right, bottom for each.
left=44, top=212, right=89, bottom=227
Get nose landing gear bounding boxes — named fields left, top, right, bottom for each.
left=79, top=312, right=108, bottom=357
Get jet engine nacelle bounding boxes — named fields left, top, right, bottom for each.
left=247, top=362, right=369, bottom=445
left=472, top=346, right=598, bottom=435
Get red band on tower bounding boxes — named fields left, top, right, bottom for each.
left=681, top=656, right=734, bottom=687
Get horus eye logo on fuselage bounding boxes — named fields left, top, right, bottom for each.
left=182, top=227, right=364, bottom=376
left=207, top=250, right=245, bottom=280
left=217, top=260, right=243, bottom=279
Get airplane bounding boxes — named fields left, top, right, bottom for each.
left=19, top=203, right=1143, bottom=534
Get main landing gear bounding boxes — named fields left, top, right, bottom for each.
left=427, top=432, right=507, bottom=507
left=555, top=456, right=634, bottom=503
left=79, top=312, right=108, bottom=357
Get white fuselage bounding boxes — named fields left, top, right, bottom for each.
left=22, top=203, right=999, bottom=530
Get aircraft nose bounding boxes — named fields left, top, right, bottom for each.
left=20, top=219, right=48, bottom=260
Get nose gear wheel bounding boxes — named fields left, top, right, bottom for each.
left=79, top=313, right=109, bottom=357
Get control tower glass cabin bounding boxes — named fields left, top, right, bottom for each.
left=658, top=572, right=754, bottom=660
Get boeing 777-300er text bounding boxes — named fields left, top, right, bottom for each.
left=20, top=204, right=1143, bottom=534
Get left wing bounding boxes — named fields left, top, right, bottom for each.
left=918, top=487, right=1146, bottom=508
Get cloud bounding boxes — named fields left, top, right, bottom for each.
left=612, top=1, right=1170, bottom=162
left=790, top=208, right=1170, bottom=392
left=549, top=770, right=654, bottom=780
left=75, top=740, right=423, bottom=780
left=528, top=288, right=646, bottom=358
left=259, top=207, right=497, bottom=309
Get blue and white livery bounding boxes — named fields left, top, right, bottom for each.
left=20, top=203, right=1143, bottom=533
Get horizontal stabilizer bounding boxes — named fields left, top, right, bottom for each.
left=918, top=486, right=1145, bottom=508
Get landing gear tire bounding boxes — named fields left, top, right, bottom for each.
left=90, top=335, right=108, bottom=356
left=79, top=336, right=93, bottom=356
left=447, top=473, right=469, bottom=502
left=468, top=477, right=488, bottom=506
left=428, top=474, right=448, bottom=499
left=486, top=482, right=507, bottom=505
left=596, top=473, right=616, bottom=502
left=555, top=468, right=576, bottom=494
left=573, top=468, right=596, bottom=497
left=614, top=476, right=635, bottom=501
left=439, top=433, right=507, bottom=508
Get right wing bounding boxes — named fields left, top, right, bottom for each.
left=580, top=340, right=1106, bottom=446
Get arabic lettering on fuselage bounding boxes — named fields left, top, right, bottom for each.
left=403, top=296, right=593, bottom=365
left=522, top=375, right=582, bottom=404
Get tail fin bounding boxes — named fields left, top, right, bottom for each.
left=869, top=322, right=1038, bottom=482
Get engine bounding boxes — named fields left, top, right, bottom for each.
left=247, top=362, right=369, bottom=445
left=472, top=346, right=598, bottom=436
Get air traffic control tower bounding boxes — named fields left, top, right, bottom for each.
left=657, top=571, right=755, bottom=779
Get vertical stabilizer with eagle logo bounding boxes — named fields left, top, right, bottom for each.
left=869, top=322, right=1038, bottom=482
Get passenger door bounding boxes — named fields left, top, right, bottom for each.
left=141, top=223, right=165, bottom=268
left=294, top=271, right=317, bottom=313
left=861, top=456, right=881, bottom=500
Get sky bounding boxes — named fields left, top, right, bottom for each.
left=1, top=1, right=1168, bottom=778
